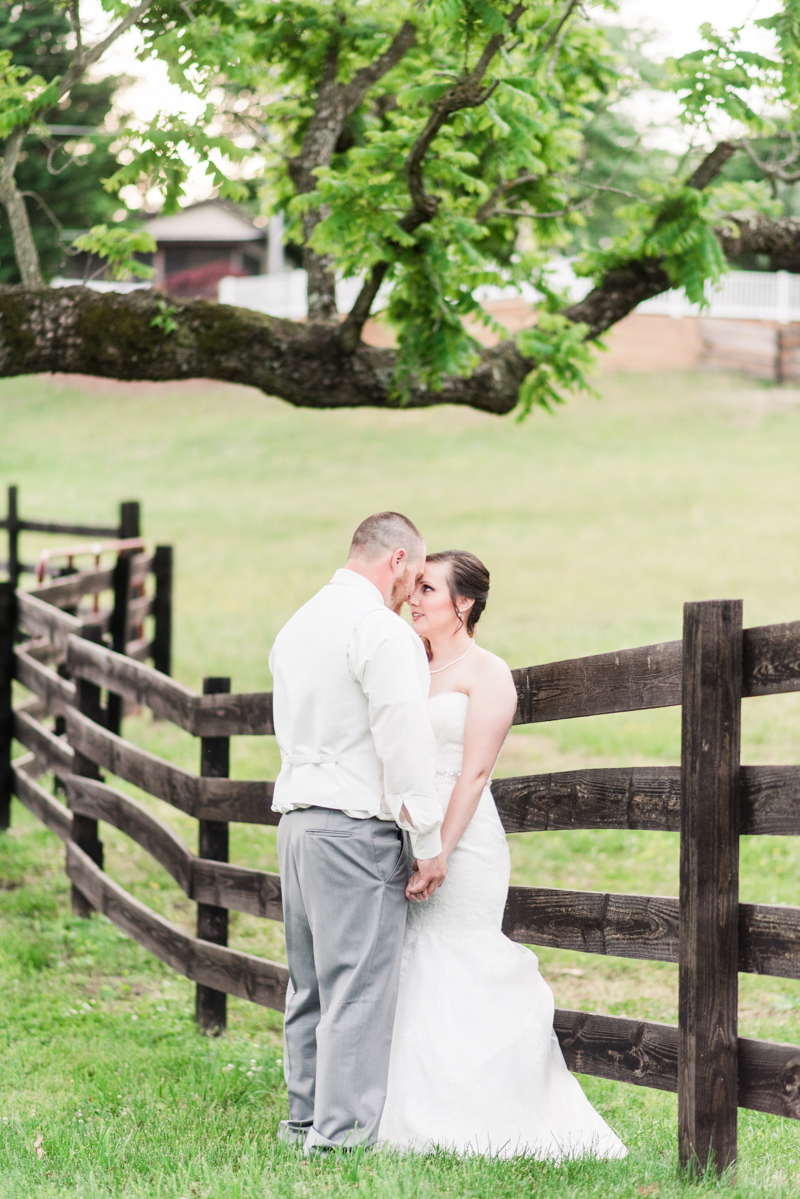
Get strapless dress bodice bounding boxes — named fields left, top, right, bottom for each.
left=428, top=691, right=469, bottom=782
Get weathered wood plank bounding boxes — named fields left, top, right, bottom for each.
left=679, top=599, right=742, bottom=1173
left=738, top=1037, right=800, bottom=1118
left=505, top=885, right=800, bottom=980
left=511, top=640, right=683, bottom=725
left=739, top=903, right=800, bottom=980
left=193, top=691, right=274, bottom=737
left=28, top=567, right=115, bottom=609
left=130, top=552, right=156, bottom=584
left=65, top=773, right=283, bottom=918
left=66, top=635, right=196, bottom=729
left=17, top=591, right=83, bottom=646
left=554, top=1010, right=800, bottom=1119
left=65, top=842, right=289, bottom=1010
left=125, top=636, right=155, bottom=662
left=127, top=595, right=154, bottom=627
left=13, top=708, right=74, bottom=775
left=19, top=637, right=65, bottom=667
left=19, top=519, right=119, bottom=537
left=741, top=766, right=800, bottom=836
left=193, top=861, right=284, bottom=920
left=503, top=886, right=680, bottom=962
left=507, top=620, right=800, bottom=728
left=554, top=1009, right=678, bottom=1092
left=493, top=764, right=800, bottom=837
left=66, top=775, right=194, bottom=895
left=65, top=709, right=276, bottom=823
left=14, top=647, right=76, bottom=714
left=11, top=755, right=73, bottom=841
left=65, top=636, right=273, bottom=735
left=197, top=778, right=276, bottom=823
left=66, top=708, right=199, bottom=813
left=743, top=622, right=800, bottom=698
left=493, top=767, right=682, bottom=833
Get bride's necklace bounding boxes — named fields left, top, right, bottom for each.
left=429, top=640, right=475, bottom=674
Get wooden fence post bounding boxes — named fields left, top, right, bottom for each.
left=71, top=626, right=106, bottom=918
left=118, top=501, right=140, bottom=541
left=679, top=599, right=743, bottom=1176
left=0, top=581, right=15, bottom=832
left=152, top=546, right=173, bottom=676
left=106, top=553, right=132, bottom=736
left=196, top=676, right=230, bottom=1034
left=6, top=485, right=20, bottom=592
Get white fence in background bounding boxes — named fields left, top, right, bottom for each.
left=51, top=277, right=151, bottom=294
left=219, top=267, right=800, bottom=324
left=51, top=267, right=800, bottom=325
left=218, top=270, right=365, bottom=319
left=636, top=270, right=800, bottom=323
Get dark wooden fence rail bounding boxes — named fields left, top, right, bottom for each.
left=3, top=589, right=800, bottom=1174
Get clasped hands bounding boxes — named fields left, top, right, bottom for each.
left=405, top=853, right=448, bottom=902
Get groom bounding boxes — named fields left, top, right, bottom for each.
left=270, top=511, right=448, bottom=1153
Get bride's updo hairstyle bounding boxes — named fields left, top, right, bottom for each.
left=426, top=550, right=490, bottom=637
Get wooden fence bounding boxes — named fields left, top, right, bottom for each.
left=2, top=582, right=800, bottom=1176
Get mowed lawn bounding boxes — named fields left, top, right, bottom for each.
left=1, top=369, right=800, bottom=1197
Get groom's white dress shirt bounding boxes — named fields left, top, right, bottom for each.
left=269, top=568, right=442, bottom=859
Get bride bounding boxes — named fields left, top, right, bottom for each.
left=378, top=550, right=626, bottom=1160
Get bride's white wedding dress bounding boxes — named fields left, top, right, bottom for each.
left=378, top=691, right=627, bottom=1160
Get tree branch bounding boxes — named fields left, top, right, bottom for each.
left=564, top=142, right=740, bottom=339
left=400, top=4, right=526, bottom=236
left=0, top=285, right=530, bottom=415
left=1, top=0, right=154, bottom=290
left=288, top=21, right=417, bottom=321
left=341, top=3, right=526, bottom=346
left=685, top=141, right=737, bottom=190
left=543, top=0, right=580, bottom=81
left=0, top=129, right=44, bottom=288
left=741, top=135, right=800, bottom=185
left=56, top=0, right=155, bottom=104
left=5, top=204, right=800, bottom=413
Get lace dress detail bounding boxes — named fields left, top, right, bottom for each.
left=378, top=692, right=627, bottom=1161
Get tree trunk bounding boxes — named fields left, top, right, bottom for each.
left=0, top=130, right=45, bottom=290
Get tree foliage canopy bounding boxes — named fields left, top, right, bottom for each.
left=2, top=1, right=800, bottom=414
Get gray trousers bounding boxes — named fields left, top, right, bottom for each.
left=277, top=807, right=410, bottom=1150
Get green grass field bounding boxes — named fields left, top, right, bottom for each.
left=2, top=369, right=800, bottom=1197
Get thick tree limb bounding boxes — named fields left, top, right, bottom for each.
left=562, top=259, right=672, bottom=339
left=0, top=285, right=530, bottom=415
left=719, top=214, right=800, bottom=273
left=6, top=143, right=800, bottom=416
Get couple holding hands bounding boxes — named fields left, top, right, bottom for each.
left=270, top=511, right=625, bottom=1160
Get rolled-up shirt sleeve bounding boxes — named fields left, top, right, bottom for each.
left=349, top=612, right=442, bottom=859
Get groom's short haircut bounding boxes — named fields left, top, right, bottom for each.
left=349, top=512, right=424, bottom=562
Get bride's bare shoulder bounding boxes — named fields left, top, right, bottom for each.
left=471, top=645, right=516, bottom=696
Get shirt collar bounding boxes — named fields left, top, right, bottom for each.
left=330, top=567, right=385, bottom=606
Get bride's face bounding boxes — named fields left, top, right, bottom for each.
left=409, top=560, right=462, bottom=638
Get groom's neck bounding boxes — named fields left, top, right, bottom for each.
left=343, top=557, right=394, bottom=608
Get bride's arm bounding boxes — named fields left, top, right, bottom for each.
left=439, top=656, right=518, bottom=859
